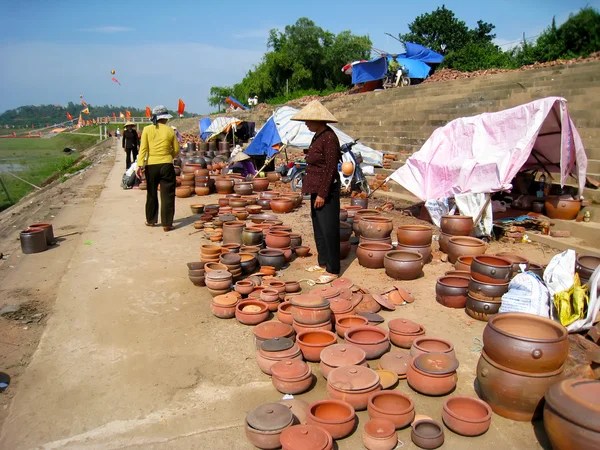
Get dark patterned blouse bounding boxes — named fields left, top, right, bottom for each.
left=301, top=127, right=341, bottom=198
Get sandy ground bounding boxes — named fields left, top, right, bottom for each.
left=0, top=140, right=561, bottom=449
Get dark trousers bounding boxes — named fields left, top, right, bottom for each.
left=126, top=148, right=138, bottom=170
left=311, top=185, right=341, bottom=274
left=144, top=163, right=176, bottom=227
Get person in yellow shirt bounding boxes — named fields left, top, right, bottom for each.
left=136, top=105, right=180, bottom=231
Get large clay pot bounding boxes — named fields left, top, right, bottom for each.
left=442, top=396, right=492, bottom=437
left=576, top=255, right=600, bottom=279
left=447, top=236, right=487, bottom=264
left=367, top=391, right=415, bottom=429
left=362, top=419, right=398, bottom=450
left=357, top=243, right=394, bottom=269
left=327, top=366, right=382, bottom=411
left=359, top=216, right=393, bottom=240
left=466, top=295, right=501, bottom=322
left=396, top=225, right=433, bottom=246
left=439, top=232, right=452, bottom=253
left=215, top=178, right=235, bottom=194
left=435, top=276, right=469, bottom=308
left=344, top=325, right=390, bottom=359
left=271, top=197, right=294, bottom=214
left=258, top=249, right=286, bottom=270
left=470, top=256, right=513, bottom=284
left=222, top=221, right=245, bottom=245
left=455, top=256, right=474, bottom=272
left=396, top=243, right=432, bottom=263
left=234, top=182, right=253, bottom=196
left=544, top=196, right=581, bottom=220
left=266, top=231, right=291, bottom=248
left=307, top=400, right=357, bottom=440
left=245, top=403, right=294, bottom=450
left=384, top=251, right=423, bottom=280
left=468, top=279, right=509, bottom=302
left=251, top=177, right=270, bottom=192
left=441, top=215, right=474, bottom=236
left=353, top=210, right=381, bottom=236
left=476, top=350, right=563, bottom=421
left=482, top=313, right=568, bottom=373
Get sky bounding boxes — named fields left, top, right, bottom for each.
left=0, top=0, right=597, bottom=116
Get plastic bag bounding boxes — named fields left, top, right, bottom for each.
left=554, top=274, right=588, bottom=326
left=558, top=266, right=600, bottom=333
left=543, top=249, right=577, bottom=297
left=499, top=272, right=551, bottom=317
left=425, top=198, right=456, bottom=228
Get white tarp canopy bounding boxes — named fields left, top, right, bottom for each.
left=205, top=116, right=242, bottom=138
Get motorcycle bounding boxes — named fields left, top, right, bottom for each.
left=287, top=140, right=371, bottom=196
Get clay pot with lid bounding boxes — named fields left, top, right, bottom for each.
left=204, top=270, right=233, bottom=291
left=210, top=293, right=239, bottom=319
left=407, top=352, right=459, bottom=396
left=388, top=319, right=425, bottom=348
left=384, top=251, right=423, bottom=280
left=483, top=312, right=568, bottom=373
left=254, top=322, right=295, bottom=349
left=329, top=297, right=354, bottom=323
left=335, top=315, right=369, bottom=338
left=345, top=325, right=390, bottom=359
left=357, top=242, right=394, bottom=269
left=367, top=391, right=415, bottom=429
left=470, top=255, right=513, bottom=283
left=435, top=275, right=469, bottom=308
left=544, top=196, right=581, bottom=220
left=319, top=344, right=367, bottom=379
left=291, top=294, right=331, bottom=325
left=447, top=236, right=487, bottom=264
left=271, top=359, right=314, bottom=395
left=468, top=278, right=509, bottom=302
left=363, top=418, right=398, bottom=450
left=280, top=425, right=333, bottom=450
left=466, top=295, right=501, bottom=321
left=235, top=300, right=269, bottom=325
left=379, top=352, right=410, bottom=379
left=441, top=215, right=473, bottom=236
left=327, top=365, right=382, bottom=410
left=442, top=395, right=492, bottom=437
left=257, top=337, right=303, bottom=375
left=306, top=399, right=356, bottom=440
left=245, top=402, right=294, bottom=450
left=411, top=419, right=444, bottom=449
left=544, top=379, right=600, bottom=450
left=410, top=336, right=455, bottom=359
left=359, top=216, right=393, bottom=239
left=296, top=330, right=337, bottom=362
left=494, top=252, right=529, bottom=276
left=258, top=249, right=286, bottom=270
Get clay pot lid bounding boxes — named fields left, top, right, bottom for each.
left=337, top=288, right=353, bottom=300
left=261, top=337, right=294, bottom=353
left=271, top=359, right=310, bottom=379
left=205, top=270, right=232, bottom=280
left=350, top=292, right=363, bottom=308
left=414, top=352, right=459, bottom=375
left=291, top=294, right=330, bottom=308
left=545, top=379, right=600, bottom=431
left=379, top=352, right=410, bottom=377
left=312, top=286, right=340, bottom=299
left=253, top=322, right=293, bottom=340
left=357, top=311, right=384, bottom=324
left=331, top=277, right=353, bottom=290
left=280, top=425, right=331, bottom=450
left=320, top=344, right=366, bottom=367
left=373, top=293, right=396, bottom=311
left=329, top=297, right=352, bottom=313
left=246, top=402, right=293, bottom=431
left=328, top=365, right=380, bottom=391
left=376, top=369, right=399, bottom=389
left=212, top=293, right=238, bottom=306
left=388, top=318, right=420, bottom=334
left=364, top=418, right=396, bottom=439
left=278, top=399, right=310, bottom=425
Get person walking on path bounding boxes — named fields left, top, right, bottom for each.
left=291, top=100, right=341, bottom=283
left=136, top=105, right=180, bottom=231
left=122, top=121, right=139, bottom=170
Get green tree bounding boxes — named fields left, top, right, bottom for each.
left=208, top=86, right=234, bottom=112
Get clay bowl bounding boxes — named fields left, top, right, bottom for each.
left=576, top=255, right=600, bottom=279
left=234, top=280, right=255, bottom=296
left=466, top=295, right=501, bottom=322
left=277, top=302, right=293, bottom=325
left=220, top=252, right=241, bottom=266
left=367, top=391, right=415, bottom=429
left=470, top=255, right=513, bottom=284
left=296, top=330, right=338, bottom=362
left=357, top=242, right=394, bottom=269
left=544, top=196, right=581, bottom=220
left=190, top=204, right=205, bottom=214
left=411, top=419, right=444, bottom=449
left=204, top=262, right=228, bottom=273
left=435, top=276, right=469, bottom=308
left=244, top=419, right=293, bottom=450
left=442, top=396, right=492, bottom=437
left=270, top=197, right=294, bottom=214
left=447, top=236, right=487, bottom=264
left=187, top=261, right=206, bottom=271
left=285, top=281, right=300, bottom=293
left=188, top=275, right=205, bottom=286
left=335, top=315, right=369, bottom=338
left=384, top=251, right=424, bottom=280
left=175, top=186, right=192, bottom=198
left=344, top=325, right=390, bottom=359
left=249, top=214, right=278, bottom=224
left=363, top=419, right=398, bottom=450
left=396, top=224, right=433, bottom=246
left=246, top=205, right=263, bottom=215
left=410, top=337, right=455, bottom=359
left=307, top=399, right=357, bottom=440
left=482, top=312, right=569, bottom=373
left=235, top=300, right=269, bottom=325
left=441, top=215, right=473, bottom=236
left=294, top=246, right=311, bottom=257
left=494, top=252, right=529, bottom=275
left=455, top=255, right=473, bottom=272
left=201, top=244, right=221, bottom=256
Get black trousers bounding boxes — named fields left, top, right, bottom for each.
left=126, top=148, right=138, bottom=170
left=311, top=185, right=341, bottom=274
left=144, top=163, right=176, bottom=227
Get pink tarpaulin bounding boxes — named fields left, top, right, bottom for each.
left=390, top=97, right=587, bottom=200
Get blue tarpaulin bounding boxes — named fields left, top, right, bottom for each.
left=387, top=55, right=432, bottom=79
left=404, top=42, right=444, bottom=64
left=199, top=117, right=212, bottom=141
left=245, top=117, right=281, bottom=159
left=351, top=56, right=388, bottom=84
left=226, top=96, right=248, bottom=110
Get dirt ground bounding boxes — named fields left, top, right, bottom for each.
left=0, top=140, right=562, bottom=449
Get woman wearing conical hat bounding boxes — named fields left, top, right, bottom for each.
left=292, top=100, right=341, bottom=283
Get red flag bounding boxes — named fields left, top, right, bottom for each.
left=126, top=110, right=131, bottom=119
left=66, top=112, right=73, bottom=120
left=177, top=98, right=185, bottom=115
left=112, top=112, right=116, bottom=119
left=81, top=99, right=88, bottom=107
left=145, top=106, right=151, bottom=118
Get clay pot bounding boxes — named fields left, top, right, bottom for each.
left=277, top=302, right=293, bottom=325
left=442, top=396, right=492, bottom=437
left=357, top=242, right=394, bottom=269
left=384, top=251, right=423, bottom=280
left=576, top=255, right=600, bottom=279
left=284, top=281, right=300, bottom=293
left=351, top=197, right=369, bottom=209
left=241, top=227, right=263, bottom=246
left=307, top=399, right=356, bottom=440
left=410, top=337, right=455, bottom=359
left=270, top=197, right=294, bottom=214
left=353, top=209, right=381, bottom=236
left=292, top=319, right=332, bottom=335
left=339, top=209, right=348, bottom=222
left=411, top=419, right=444, bottom=449
left=340, top=222, right=352, bottom=241
left=258, top=249, right=286, bottom=270
left=28, top=222, right=54, bottom=245
left=362, top=419, right=398, bottom=450
left=528, top=263, right=545, bottom=277
left=344, top=205, right=363, bottom=217
left=195, top=186, right=210, bottom=196
left=470, top=255, right=513, bottom=284
left=280, top=424, right=333, bottom=450
left=210, top=294, right=238, bottom=318
left=476, top=350, right=563, bottom=421
left=175, top=186, right=192, bottom=198
left=544, top=196, right=581, bottom=220
left=271, top=360, right=313, bottom=395
left=257, top=338, right=303, bottom=375
left=407, top=353, right=458, bottom=396
left=435, top=276, right=469, bottom=308
left=359, top=216, right=393, bottom=239
left=466, top=295, right=501, bottom=321
left=205, top=270, right=233, bottom=291
left=234, top=280, right=255, bottom=295
left=345, top=325, right=390, bottom=359
left=266, top=172, right=280, bottom=182
left=396, top=225, right=433, bottom=246
left=319, top=343, right=367, bottom=379
left=291, top=295, right=331, bottom=325
left=266, top=231, right=291, bottom=248
left=333, top=315, right=365, bottom=338
left=254, top=321, right=295, bottom=349
left=544, top=379, right=600, bottom=450
left=260, top=190, right=279, bottom=200
left=378, top=352, right=410, bottom=379
left=441, top=215, right=473, bottom=236
left=454, top=255, right=473, bottom=272
left=388, top=319, right=425, bottom=349
left=296, top=330, right=337, bottom=362
left=241, top=245, right=261, bottom=256
left=245, top=403, right=293, bottom=450
left=251, top=177, right=270, bottom=192
left=438, top=232, right=451, bottom=253
left=339, top=241, right=351, bottom=260
left=281, top=192, right=302, bottom=209
left=246, top=205, right=262, bottom=215
left=327, top=365, right=382, bottom=410
left=278, top=398, right=310, bottom=426
left=447, top=236, right=487, bottom=264
left=396, top=243, right=432, bottom=263
left=233, top=182, right=253, bottom=196
left=483, top=312, right=568, bottom=373
left=367, top=391, right=415, bottom=429
left=221, top=221, right=245, bottom=245
left=239, top=252, right=258, bottom=274
left=494, top=252, right=529, bottom=276
left=235, top=300, right=269, bottom=325
left=445, top=270, right=471, bottom=278
left=295, top=246, right=311, bottom=257
left=468, top=278, right=509, bottom=302
left=260, top=289, right=281, bottom=311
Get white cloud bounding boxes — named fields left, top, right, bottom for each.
left=233, top=27, right=280, bottom=39
left=81, top=26, right=134, bottom=33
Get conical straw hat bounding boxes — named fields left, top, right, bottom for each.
left=290, top=100, right=338, bottom=123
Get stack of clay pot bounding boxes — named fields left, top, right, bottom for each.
left=194, top=167, right=211, bottom=196
left=219, top=252, right=242, bottom=280
left=476, top=312, right=568, bottom=421
left=205, top=269, right=233, bottom=297
left=466, top=255, right=512, bottom=321
left=245, top=402, right=294, bottom=449
left=396, top=224, right=433, bottom=263
left=187, top=261, right=206, bottom=286
left=339, top=221, right=352, bottom=260
left=439, top=214, right=473, bottom=251
left=290, top=293, right=332, bottom=335
left=265, top=230, right=293, bottom=263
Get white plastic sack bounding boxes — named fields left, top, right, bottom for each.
left=499, top=272, right=551, bottom=318
left=455, top=193, right=493, bottom=235
left=543, top=250, right=576, bottom=297
left=425, top=198, right=456, bottom=228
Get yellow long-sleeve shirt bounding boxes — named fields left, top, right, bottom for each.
left=137, top=123, right=180, bottom=166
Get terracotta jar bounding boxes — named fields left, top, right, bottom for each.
left=296, top=330, right=337, bottom=362
left=411, top=419, right=444, bottom=449
left=271, top=360, right=313, bottom=395
left=482, top=312, right=569, bottom=373
left=388, top=319, right=425, bottom=349
left=280, top=425, right=333, bottom=450
left=363, top=419, right=398, bottom=450
left=234, top=182, right=253, bottom=196
left=476, top=350, right=564, bottom=421
left=407, top=352, right=459, bottom=396
left=384, top=251, right=424, bottom=280
left=544, top=196, right=581, bottom=220
left=494, top=252, right=530, bottom=276
left=257, top=337, right=303, bottom=375
left=306, top=399, right=356, bottom=440
left=442, top=396, right=492, bottom=437
left=235, top=300, right=269, bottom=325
left=438, top=231, right=452, bottom=253
left=254, top=322, right=295, bottom=349
left=367, top=391, right=415, bottom=429
left=291, top=294, right=331, bottom=325
left=335, top=315, right=369, bottom=338
left=357, top=242, right=394, bottom=269
left=251, top=177, right=270, bottom=192
left=544, top=379, right=600, bottom=450
left=396, top=225, right=433, bottom=246
left=435, top=275, right=469, bottom=308
left=215, top=178, right=235, bottom=194
left=319, top=344, right=367, bottom=379
left=466, top=295, right=501, bottom=321
left=410, top=336, right=455, bottom=359
left=447, top=236, right=487, bottom=264
left=277, top=302, right=293, bottom=325
left=468, top=278, right=509, bottom=302
left=271, top=197, right=294, bottom=214
left=245, top=402, right=294, bottom=450
left=441, top=215, right=473, bottom=236
left=345, top=325, right=390, bottom=359
left=258, top=249, right=286, bottom=270
left=359, top=216, right=393, bottom=239
left=454, top=255, right=474, bottom=272
left=327, top=365, right=382, bottom=411
left=292, top=319, right=332, bottom=335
